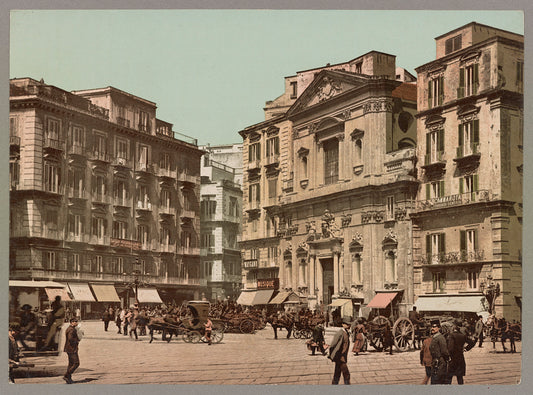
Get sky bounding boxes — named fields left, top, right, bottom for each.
left=10, top=10, right=524, bottom=146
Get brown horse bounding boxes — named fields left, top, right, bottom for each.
left=267, top=313, right=294, bottom=339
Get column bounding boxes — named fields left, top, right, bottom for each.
left=309, top=254, right=316, bottom=297
left=338, top=253, right=344, bottom=291
left=333, top=253, right=339, bottom=295
left=317, top=259, right=323, bottom=303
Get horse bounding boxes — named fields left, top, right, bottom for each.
left=266, top=313, right=294, bottom=339
left=147, top=315, right=182, bottom=343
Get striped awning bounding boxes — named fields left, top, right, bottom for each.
left=252, top=289, right=274, bottom=305
left=68, top=283, right=95, bottom=302
left=135, top=288, right=163, bottom=304
left=90, top=284, right=120, bottom=302
left=329, top=298, right=352, bottom=307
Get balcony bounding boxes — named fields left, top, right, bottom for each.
left=157, top=167, right=177, bottom=179
left=113, top=196, right=132, bottom=207
left=422, top=151, right=446, bottom=171
left=282, top=178, right=294, bottom=193
left=136, top=163, right=154, bottom=174
left=116, top=117, right=131, bottom=128
left=113, top=156, right=132, bottom=168
left=159, top=244, right=176, bottom=253
left=265, top=154, right=279, bottom=167
left=180, top=209, right=196, bottom=219
left=110, top=238, right=141, bottom=249
left=65, top=233, right=89, bottom=243
left=136, top=200, right=152, bottom=211
left=178, top=246, right=200, bottom=256
left=42, top=184, right=65, bottom=196
left=89, top=235, right=110, bottom=245
left=242, top=259, right=258, bottom=270
left=92, top=194, right=112, bottom=204
left=41, top=228, right=60, bottom=239
left=420, top=249, right=485, bottom=266
left=44, top=137, right=65, bottom=152
left=416, top=190, right=493, bottom=212
left=200, top=246, right=217, bottom=255
left=67, top=188, right=88, bottom=199
left=247, top=159, right=261, bottom=171
left=454, top=143, right=481, bottom=165
left=68, top=144, right=85, bottom=156
left=246, top=200, right=261, bottom=213
left=88, top=151, right=111, bottom=163
left=159, top=206, right=175, bottom=216
left=10, top=180, right=19, bottom=191
left=178, top=171, right=199, bottom=185
left=10, top=136, right=20, bottom=146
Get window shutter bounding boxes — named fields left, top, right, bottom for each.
left=439, top=233, right=446, bottom=253
left=473, top=174, right=478, bottom=192
left=257, top=143, right=261, bottom=160
left=439, top=76, right=444, bottom=105
left=473, top=63, right=479, bottom=94
left=426, top=183, right=431, bottom=200
left=439, top=180, right=445, bottom=197
left=473, top=120, right=479, bottom=143
left=275, top=138, right=279, bottom=155
left=426, top=133, right=431, bottom=155
left=428, top=79, right=432, bottom=107
left=473, top=230, right=478, bottom=251
left=426, top=234, right=432, bottom=256
left=458, top=124, right=464, bottom=146
left=458, top=68, right=465, bottom=98
left=438, top=129, right=445, bottom=152
left=459, top=178, right=464, bottom=194
left=460, top=230, right=466, bottom=251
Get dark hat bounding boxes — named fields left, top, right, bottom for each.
left=430, top=319, right=440, bottom=327
left=70, top=317, right=79, bottom=323
left=21, top=304, right=32, bottom=310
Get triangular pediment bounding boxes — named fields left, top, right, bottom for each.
left=288, top=70, right=368, bottom=116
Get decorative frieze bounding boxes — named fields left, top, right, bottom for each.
left=363, top=99, right=393, bottom=114
left=341, top=214, right=352, bottom=227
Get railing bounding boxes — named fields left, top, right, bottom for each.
left=68, top=144, right=85, bottom=156
left=180, top=209, right=195, bottom=218
left=177, top=246, right=200, bottom=255
left=42, top=184, right=65, bottom=195
left=138, top=124, right=150, bottom=133
left=136, top=163, right=154, bottom=173
left=44, top=137, right=65, bottom=151
left=424, top=151, right=445, bottom=166
left=42, top=229, right=60, bottom=239
left=89, top=235, right=110, bottom=245
left=92, top=194, right=112, bottom=204
left=282, top=178, right=294, bottom=192
left=247, top=200, right=261, bottom=211
left=136, top=201, right=152, bottom=210
left=420, top=249, right=485, bottom=265
left=456, top=143, right=480, bottom=159
left=221, top=179, right=241, bottom=189
left=113, top=157, right=132, bottom=168
left=173, top=131, right=198, bottom=146
left=65, top=233, right=90, bottom=243
left=205, top=158, right=235, bottom=174
left=159, top=206, right=174, bottom=215
left=113, top=197, right=132, bottom=207
left=159, top=244, right=176, bottom=253
left=67, top=188, right=88, bottom=199
left=88, top=151, right=111, bottom=162
left=247, top=159, right=261, bottom=170
left=10, top=136, right=20, bottom=146
left=178, top=172, right=199, bottom=184
left=110, top=238, right=141, bottom=249
left=265, top=154, right=279, bottom=166
left=416, top=190, right=493, bottom=211
left=242, top=259, right=258, bottom=269
left=157, top=167, right=176, bottom=178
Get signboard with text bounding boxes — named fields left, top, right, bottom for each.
left=257, top=278, right=279, bottom=290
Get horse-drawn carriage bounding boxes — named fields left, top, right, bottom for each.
left=148, top=301, right=224, bottom=344
left=215, top=312, right=264, bottom=334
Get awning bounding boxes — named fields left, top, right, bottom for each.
left=269, top=291, right=291, bottom=305
left=366, top=292, right=398, bottom=309
left=135, top=288, right=163, bottom=304
left=252, top=289, right=275, bottom=305
left=415, top=295, right=487, bottom=314
left=236, top=291, right=256, bottom=306
left=67, top=283, right=95, bottom=302
left=90, top=284, right=120, bottom=302
left=10, top=280, right=67, bottom=288
left=329, top=298, right=352, bottom=307
left=45, top=287, right=71, bottom=301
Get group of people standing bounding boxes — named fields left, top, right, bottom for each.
left=105, top=305, right=150, bottom=339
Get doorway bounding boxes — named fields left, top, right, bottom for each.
left=321, top=258, right=334, bottom=304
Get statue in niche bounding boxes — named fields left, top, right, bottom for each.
left=321, top=209, right=339, bottom=238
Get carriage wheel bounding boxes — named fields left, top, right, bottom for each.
left=239, top=319, right=255, bottom=334
left=292, top=329, right=302, bottom=339
left=303, top=329, right=313, bottom=339
left=369, top=333, right=384, bottom=351
left=372, top=315, right=389, bottom=326
left=212, top=328, right=224, bottom=344
left=184, top=331, right=201, bottom=343
left=392, top=317, right=415, bottom=351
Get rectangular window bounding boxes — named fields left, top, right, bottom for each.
left=432, top=272, right=446, bottom=292
left=201, top=232, right=215, bottom=248
left=268, top=246, right=278, bottom=258
left=249, top=142, right=261, bottom=162
left=45, top=251, right=56, bottom=270
left=139, top=110, right=149, bottom=132
left=425, top=181, right=445, bottom=200
left=460, top=229, right=478, bottom=261
left=94, top=133, right=107, bottom=154
left=458, top=64, right=479, bottom=98
left=92, top=174, right=107, bottom=198
left=160, top=153, right=171, bottom=170
left=386, top=196, right=394, bottom=220
left=425, top=129, right=444, bottom=165
left=137, top=185, right=149, bottom=208
left=324, top=139, right=339, bottom=185
left=96, top=255, right=103, bottom=273
left=445, top=34, right=462, bottom=55
left=160, top=227, right=171, bottom=246
left=249, top=183, right=260, bottom=203
left=250, top=248, right=259, bottom=260
left=10, top=161, right=20, bottom=188
left=92, top=217, right=107, bottom=238
left=72, top=126, right=84, bottom=148
left=467, top=271, right=478, bottom=290
left=355, top=62, right=362, bottom=74
left=229, top=197, right=238, bottom=217
left=428, top=76, right=444, bottom=108
left=201, top=199, right=217, bottom=216
left=73, top=253, right=80, bottom=272
left=459, top=174, right=479, bottom=199
left=517, top=60, right=524, bottom=83
left=47, top=118, right=60, bottom=140
left=68, top=214, right=83, bottom=236
left=268, top=178, right=277, bottom=199
left=161, top=189, right=171, bottom=210
left=116, top=138, right=128, bottom=159
left=10, top=117, right=18, bottom=136
left=112, top=221, right=128, bottom=239
left=290, top=81, right=297, bottom=99
left=458, top=120, right=480, bottom=157
left=137, top=225, right=149, bottom=247
left=44, top=161, right=61, bottom=193
left=138, top=145, right=149, bottom=170
left=426, top=233, right=445, bottom=264
left=266, top=137, right=279, bottom=159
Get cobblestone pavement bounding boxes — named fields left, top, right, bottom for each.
left=12, top=320, right=521, bottom=386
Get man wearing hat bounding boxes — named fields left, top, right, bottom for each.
left=311, top=322, right=326, bottom=356
left=446, top=319, right=467, bottom=384
left=63, top=317, right=81, bottom=384
left=328, top=318, right=351, bottom=385
left=18, top=304, right=37, bottom=350
left=429, top=320, right=449, bottom=385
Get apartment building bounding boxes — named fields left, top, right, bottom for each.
left=239, top=52, right=418, bottom=317
left=200, top=147, right=243, bottom=301
left=9, top=78, right=205, bottom=311
left=412, top=22, right=523, bottom=321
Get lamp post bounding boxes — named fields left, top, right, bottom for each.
left=480, top=275, right=500, bottom=315
left=133, top=258, right=141, bottom=309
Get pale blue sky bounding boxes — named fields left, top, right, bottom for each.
left=10, top=10, right=523, bottom=146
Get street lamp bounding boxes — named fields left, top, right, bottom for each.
left=480, top=275, right=500, bottom=315
left=133, top=258, right=141, bottom=308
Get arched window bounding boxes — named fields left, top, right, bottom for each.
left=285, top=261, right=293, bottom=289
left=385, top=250, right=396, bottom=283
left=352, top=254, right=362, bottom=284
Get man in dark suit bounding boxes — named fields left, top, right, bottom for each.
left=63, top=318, right=80, bottom=384
left=429, top=320, right=449, bottom=385
left=447, top=319, right=467, bottom=384
left=328, top=318, right=351, bottom=385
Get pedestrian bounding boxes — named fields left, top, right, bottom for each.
left=419, top=334, right=432, bottom=385
left=63, top=317, right=81, bottom=384
left=123, top=308, right=131, bottom=336
left=409, top=306, right=421, bottom=349
left=102, top=307, right=110, bottom=331
left=18, top=304, right=37, bottom=350
left=429, top=320, right=449, bottom=385
left=474, top=315, right=484, bottom=348
left=383, top=321, right=394, bottom=355
left=75, top=307, right=81, bottom=320
left=9, top=325, right=20, bottom=383
left=129, top=308, right=139, bottom=340
left=311, top=323, right=326, bottom=355
left=204, top=317, right=213, bottom=345
left=351, top=318, right=367, bottom=356
left=41, top=295, right=65, bottom=350
left=116, top=308, right=122, bottom=334
left=327, top=318, right=351, bottom=385
left=446, top=319, right=467, bottom=384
